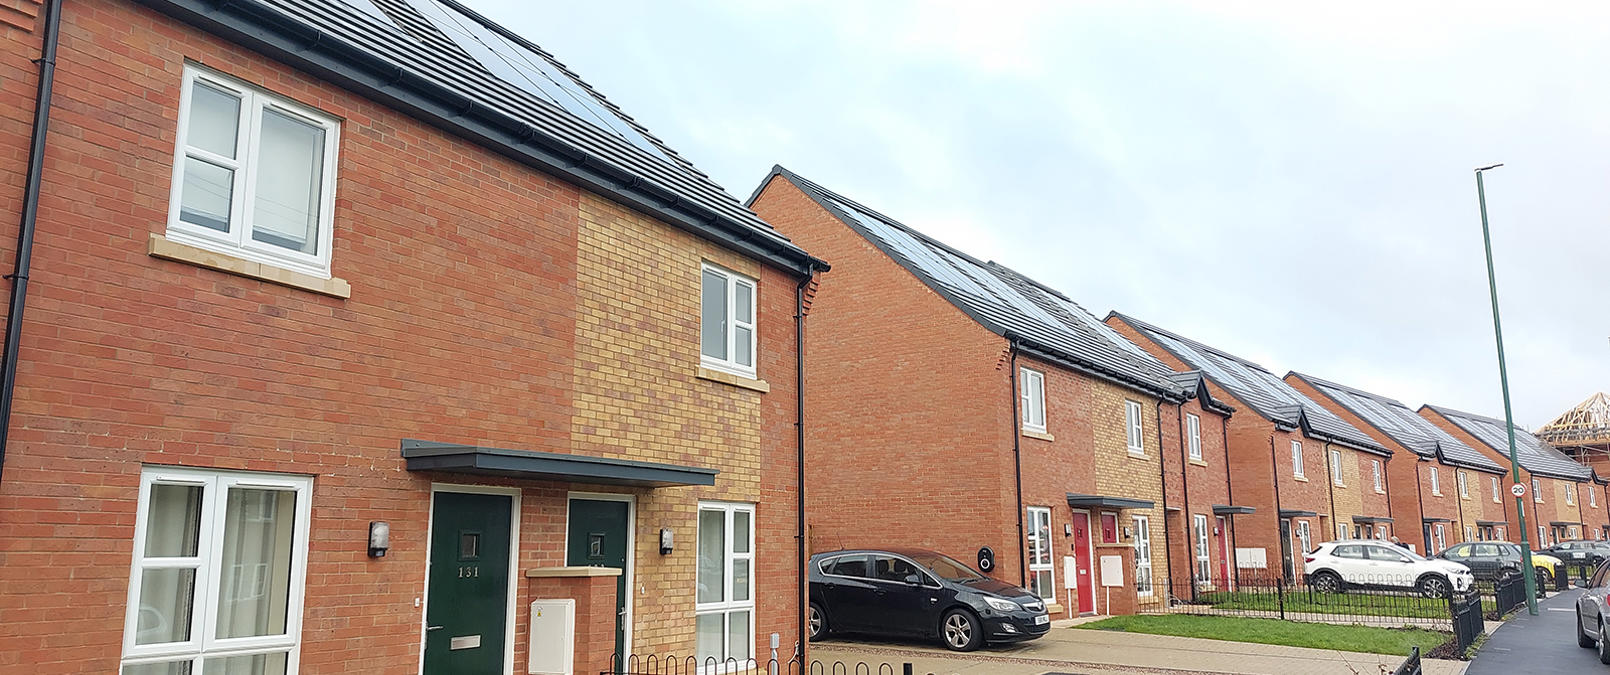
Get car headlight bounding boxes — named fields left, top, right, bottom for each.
left=983, top=597, right=1019, bottom=612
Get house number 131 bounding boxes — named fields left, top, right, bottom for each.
left=458, top=565, right=479, bottom=578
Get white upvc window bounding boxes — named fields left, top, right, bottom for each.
left=696, top=502, right=755, bottom=667
left=167, top=65, right=340, bottom=279
left=1429, top=467, right=1441, bottom=496
left=1372, top=460, right=1383, bottom=493
left=1291, top=440, right=1305, bottom=478
left=1533, top=478, right=1543, bottom=503
left=1336, top=522, right=1348, bottom=540
left=1539, top=525, right=1548, bottom=545
left=1491, top=476, right=1501, bottom=504
left=1566, top=483, right=1576, bottom=506
left=1434, top=524, right=1446, bottom=553
left=1593, top=489, right=1599, bottom=509
left=1124, top=400, right=1144, bottom=455
left=1295, top=520, right=1312, bottom=554
left=1133, top=515, right=1153, bottom=596
left=1329, top=449, right=1344, bottom=487
left=1186, top=414, right=1202, bottom=461
left=1025, top=507, right=1055, bottom=601
left=1020, top=368, right=1047, bottom=433
left=1193, top=514, right=1211, bottom=582
left=1465, top=526, right=1475, bottom=542
left=1458, top=471, right=1469, bottom=499
left=120, top=467, right=313, bottom=673
left=700, top=263, right=758, bottom=378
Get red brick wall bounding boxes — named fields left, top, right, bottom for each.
left=1419, top=408, right=1557, bottom=546
left=1160, top=398, right=1235, bottom=588
left=748, top=175, right=1020, bottom=583
left=529, top=574, right=619, bottom=675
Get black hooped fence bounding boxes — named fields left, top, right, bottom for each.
left=604, top=655, right=942, bottom=675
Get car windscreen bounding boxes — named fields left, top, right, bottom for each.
left=909, top=552, right=985, bottom=582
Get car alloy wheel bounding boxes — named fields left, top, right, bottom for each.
left=942, top=610, right=979, bottom=651
left=1418, top=575, right=1449, bottom=599
left=808, top=604, right=825, bottom=641
left=1600, top=619, right=1610, bottom=665
left=1312, top=572, right=1341, bottom=594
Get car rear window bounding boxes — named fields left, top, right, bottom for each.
left=1333, top=545, right=1365, bottom=559
left=1364, top=546, right=1410, bottom=562
left=824, top=555, right=868, bottom=578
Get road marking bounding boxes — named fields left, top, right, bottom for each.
left=1547, top=608, right=1573, bottom=612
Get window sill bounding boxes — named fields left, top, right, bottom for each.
left=1188, top=458, right=1207, bottom=467
left=1022, top=429, right=1055, bottom=442
left=1293, top=475, right=1309, bottom=482
left=149, top=233, right=350, bottom=299
left=1431, top=492, right=1442, bottom=498
left=1375, top=489, right=1387, bottom=495
left=696, top=367, right=770, bottom=393
left=1127, top=449, right=1146, bottom=459
left=1333, top=482, right=1345, bottom=488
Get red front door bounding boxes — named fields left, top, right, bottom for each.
left=1071, top=511, right=1095, bottom=614
left=1216, top=516, right=1230, bottom=587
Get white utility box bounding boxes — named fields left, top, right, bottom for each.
left=529, top=599, right=575, bottom=675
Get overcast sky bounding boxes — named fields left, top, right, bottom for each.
left=480, top=0, right=1608, bottom=428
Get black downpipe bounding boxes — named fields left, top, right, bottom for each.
left=794, top=267, right=813, bottom=657
left=1323, top=442, right=1338, bottom=540
left=1008, top=345, right=1025, bottom=587
left=1414, top=460, right=1429, bottom=552
left=1222, top=416, right=1239, bottom=586
left=1455, top=469, right=1466, bottom=541
left=1268, top=435, right=1286, bottom=580
left=0, top=0, right=64, bottom=484
left=1152, top=401, right=1171, bottom=598
left=1167, top=401, right=1191, bottom=597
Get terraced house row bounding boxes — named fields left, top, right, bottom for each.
left=0, top=1, right=1604, bottom=674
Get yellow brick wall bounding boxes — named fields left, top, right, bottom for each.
left=571, top=191, right=770, bottom=656
left=1087, top=381, right=1169, bottom=596
left=1329, top=448, right=1360, bottom=538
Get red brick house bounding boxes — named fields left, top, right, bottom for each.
left=0, top=1, right=823, bottom=673
left=1107, top=314, right=1392, bottom=581
left=1420, top=406, right=1607, bottom=549
left=1286, top=373, right=1510, bottom=553
left=1158, top=372, right=1247, bottom=594
left=748, top=167, right=1248, bottom=617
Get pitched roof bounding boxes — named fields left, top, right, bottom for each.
left=145, top=0, right=820, bottom=273
left=1537, top=392, right=1610, bottom=446
left=1167, top=371, right=1236, bottom=416
left=1422, top=404, right=1593, bottom=481
left=1110, top=313, right=1388, bottom=455
left=759, top=166, right=1185, bottom=401
left=1289, top=373, right=1504, bottom=473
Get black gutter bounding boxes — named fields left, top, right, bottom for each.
left=137, top=0, right=825, bottom=277
left=1169, top=401, right=1191, bottom=598
left=793, top=265, right=815, bottom=656
left=0, top=0, right=63, bottom=483
left=1008, top=344, right=1026, bottom=587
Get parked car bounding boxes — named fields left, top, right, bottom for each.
left=1574, top=560, right=1610, bottom=663
left=1304, top=540, right=1474, bottom=598
left=808, top=548, right=1049, bottom=651
left=1440, top=541, right=1558, bottom=588
left=1543, top=540, right=1610, bottom=568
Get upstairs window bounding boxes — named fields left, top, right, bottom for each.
left=1593, top=489, right=1599, bottom=509
left=1429, top=466, right=1441, bottom=496
left=700, top=263, right=757, bottom=378
left=1020, top=368, right=1046, bottom=433
left=1533, top=478, right=1543, bottom=503
left=1329, top=449, right=1344, bottom=486
left=1566, top=483, right=1576, bottom=506
left=1290, top=440, right=1305, bottom=478
left=1491, top=476, right=1501, bottom=504
left=1372, top=460, right=1383, bottom=493
left=1458, top=471, right=1469, bottom=499
left=168, top=66, right=340, bottom=278
left=1124, top=401, right=1144, bottom=455
left=1186, top=414, right=1202, bottom=461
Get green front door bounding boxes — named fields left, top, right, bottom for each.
left=567, top=498, right=630, bottom=660
left=425, top=491, right=512, bottom=675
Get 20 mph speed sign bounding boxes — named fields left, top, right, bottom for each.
left=1511, top=483, right=1526, bottom=498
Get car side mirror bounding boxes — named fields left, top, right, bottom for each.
left=903, top=573, right=923, bottom=586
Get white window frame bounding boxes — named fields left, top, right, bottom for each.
left=1020, top=368, right=1047, bottom=433
left=1295, top=520, right=1312, bottom=554
left=1567, top=483, right=1576, bottom=506
left=1193, top=514, right=1211, bottom=583
left=1465, top=526, right=1475, bottom=542
left=167, top=65, right=340, bottom=279
left=1539, top=525, right=1548, bottom=545
left=1458, top=471, right=1469, bottom=499
left=1372, top=459, right=1383, bottom=493
left=1593, top=488, right=1599, bottom=509
left=1336, top=522, right=1348, bottom=541
left=1024, top=507, right=1055, bottom=601
left=1124, top=400, right=1145, bottom=456
left=1434, top=524, right=1446, bottom=553
left=1329, top=449, right=1344, bottom=487
left=1133, top=515, right=1153, bottom=596
left=699, top=263, right=758, bottom=378
left=1291, top=440, right=1305, bottom=478
left=695, top=501, right=756, bottom=669
left=1186, top=413, right=1202, bottom=461
left=1491, top=476, right=1501, bottom=504
left=120, top=466, right=313, bottom=672
left=1429, top=466, right=1441, bottom=496
left=1533, top=478, right=1544, bottom=503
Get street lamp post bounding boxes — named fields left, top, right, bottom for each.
left=1474, top=163, right=1539, bottom=616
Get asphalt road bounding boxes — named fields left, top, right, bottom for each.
left=1468, top=588, right=1606, bottom=674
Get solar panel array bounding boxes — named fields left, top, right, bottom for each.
left=1116, top=315, right=1385, bottom=453
left=1430, top=406, right=1592, bottom=480
left=785, top=173, right=1184, bottom=399
left=1299, top=375, right=1504, bottom=472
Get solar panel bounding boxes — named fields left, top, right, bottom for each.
left=342, top=0, right=394, bottom=22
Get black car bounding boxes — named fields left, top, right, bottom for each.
left=1544, top=540, right=1610, bottom=567
left=1439, top=540, right=1553, bottom=586
left=808, top=548, right=1049, bottom=651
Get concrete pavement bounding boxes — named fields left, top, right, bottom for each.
left=813, top=618, right=1467, bottom=675
left=1467, top=588, right=1601, bottom=675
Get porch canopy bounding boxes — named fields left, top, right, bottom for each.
left=1421, top=517, right=1452, bottom=523
left=401, top=439, right=717, bottom=487
left=1476, top=520, right=1507, bottom=527
left=1353, top=515, right=1394, bottom=524
left=1551, top=520, right=1583, bottom=527
left=1278, top=509, right=1317, bottom=518
left=1212, top=504, right=1255, bottom=515
left=1066, top=493, right=1154, bottom=510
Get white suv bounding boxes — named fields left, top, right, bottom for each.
left=1304, top=540, right=1474, bottom=598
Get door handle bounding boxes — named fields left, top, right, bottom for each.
left=427, top=625, right=444, bottom=631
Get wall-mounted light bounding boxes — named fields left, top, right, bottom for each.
left=660, top=528, right=674, bottom=555
left=1063, top=523, right=1073, bottom=537
left=368, top=521, right=390, bottom=558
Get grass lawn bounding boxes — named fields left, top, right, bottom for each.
left=1076, top=614, right=1452, bottom=656
left=1197, top=589, right=1450, bottom=619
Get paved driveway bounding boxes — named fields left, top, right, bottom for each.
left=1468, top=588, right=1604, bottom=675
